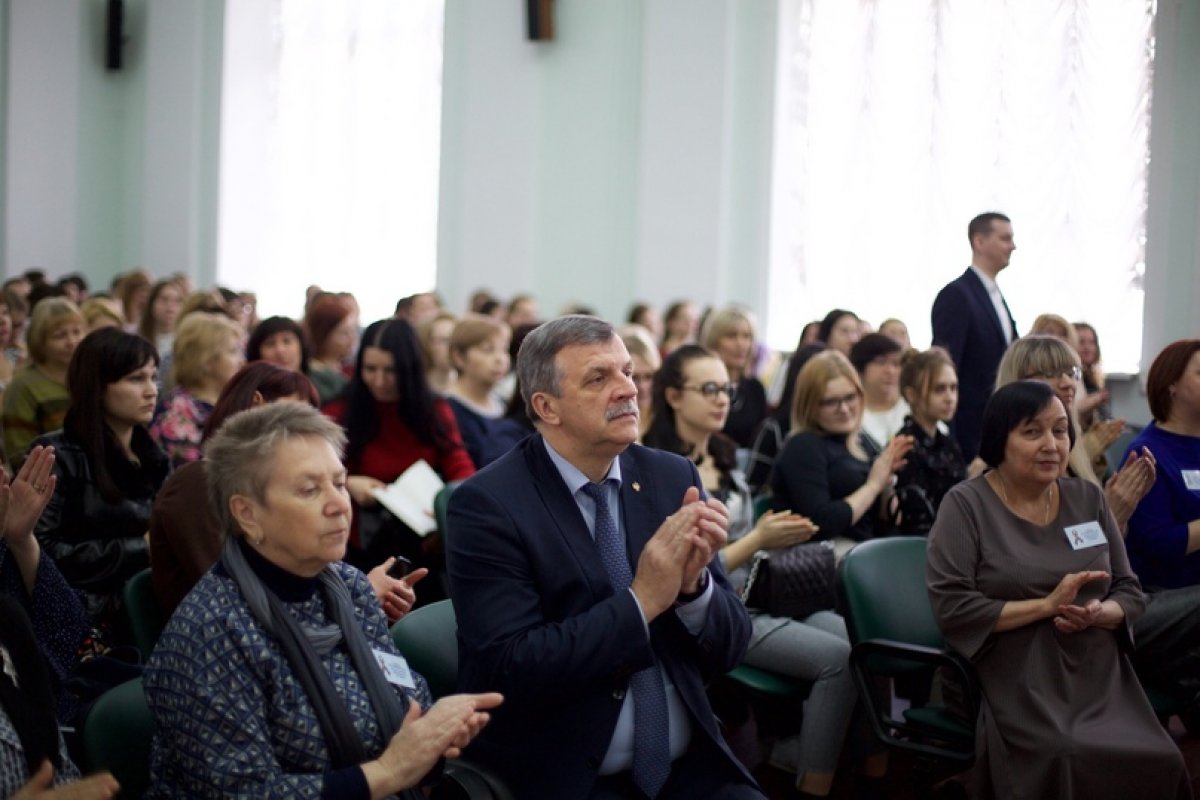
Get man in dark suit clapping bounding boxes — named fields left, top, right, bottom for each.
left=447, top=315, right=762, bottom=800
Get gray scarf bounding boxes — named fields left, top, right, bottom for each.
left=220, top=536, right=409, bottom=770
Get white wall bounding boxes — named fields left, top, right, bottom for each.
left=436, top=0, right=778, bottom=322
left=2, top=0, right=222, bottom=288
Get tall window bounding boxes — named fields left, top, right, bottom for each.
left=218, top=0, right=445, bottom=322
left=767, top=0, right=1155, bottom=371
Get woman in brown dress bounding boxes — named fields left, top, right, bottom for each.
left=927, top=380, right=1190, bottom=799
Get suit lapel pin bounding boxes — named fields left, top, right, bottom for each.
left=632, top=482, right=641, bottom=492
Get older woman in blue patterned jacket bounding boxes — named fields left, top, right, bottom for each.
left=145, top=404, right=500, bottom=798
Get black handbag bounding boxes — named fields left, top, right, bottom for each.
left=740, top=540, right=837, bottom=620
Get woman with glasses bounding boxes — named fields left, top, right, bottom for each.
left=772, top=351, right=913, bottom=556
left=701, top=306, right=768, bottom=449
left=994, top=335, right=1154, bottom=531
left=643, top=345, right=865, bottom=797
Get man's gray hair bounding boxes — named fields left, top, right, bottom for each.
left=517, top=315, right=616, bottom=422
left=204, top=403, right=347, bottom=538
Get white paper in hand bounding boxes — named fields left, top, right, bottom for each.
left=370, top=459, right=444, bottom=536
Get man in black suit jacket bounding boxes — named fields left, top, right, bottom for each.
left=447, top=315, right=762, bottom=799
left=931, top=212, right=1019, bottom=461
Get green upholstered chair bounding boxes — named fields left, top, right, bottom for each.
left=391, top=599, right=459, bottom=701
left=390, top=599, right=514, bottom=800
left=124, top=568, right=164, bottom=660
left=81, top=678, right=155, bottom=799
left=434, top=480, right=464, bottom=541
left=838, top=537, right=977, bottom=768
left=752, top=493, right=774, bottom=523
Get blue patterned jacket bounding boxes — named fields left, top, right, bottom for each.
left=145, top=559, right=431, bottom=799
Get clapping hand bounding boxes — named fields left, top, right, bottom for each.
left=1054, top=598, right=1106, bottom=634
left=1104, top=446, right=1157, bottom=530
left=1083, top=418, right=1125, bottom=459
left=753, top=510, right=818, bottom=550
left=868, top=435, right=914, bottom=489
left=1044, top=570, right=1110, bottom=634
left=0, top=445, right=56, bottom=549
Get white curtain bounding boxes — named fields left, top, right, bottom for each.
left=767, top=0, right=1154, bottom=372
left=218, top=0, right=445, bottom=323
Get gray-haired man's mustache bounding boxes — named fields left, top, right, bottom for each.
left=606, top=401, right=639, bottom=421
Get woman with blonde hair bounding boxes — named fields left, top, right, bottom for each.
left=446, top=315, right=511, bottom=468
left=701, top=306, right=768, bottom=448
left=150, top=312, right=246, bottom=467
left=619, top=324, right=661, bottom=436
left=994, top=335, right=1154, bottom=530
left=772, top=350, right=912, bottom=555
left=2, top=298, right=85, bottom=469
left=1029, top=312, right=1080, bottom=353
left=1074, top=321, right=1112, bottom=425
left=80, top=296, right=125, bottom=332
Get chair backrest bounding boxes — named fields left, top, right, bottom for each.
left=391, top=599, right=458, bottom=700
left=434, top=480, right=463, bottom=540
left=82, top=677, right=154, bottom=799
left=124, top=568, right=164, bottom=660
left=752, top=493, right=774, bottom=523
left=839, top=536, right=943, bottom=651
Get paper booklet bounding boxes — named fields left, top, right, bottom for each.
left=370, top=459, right=444, bottom=537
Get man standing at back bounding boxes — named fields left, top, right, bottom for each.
left=447, top=315, right=762, bottom=799
left=931, top=211, right=1019, bottom=461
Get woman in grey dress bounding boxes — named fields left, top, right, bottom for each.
left=927, top=381, right=1190, bottom=799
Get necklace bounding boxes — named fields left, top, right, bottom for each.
left=993, top=471, right=1054, bottom=525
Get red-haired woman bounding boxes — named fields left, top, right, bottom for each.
left=303, top=294, right=358, bottom=403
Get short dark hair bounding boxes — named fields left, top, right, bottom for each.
left=59, top=273, right=88, bottom=292
left=247, top=316, right=311, bottom=374
left=968, top=212, right=1011, bottom=247
left=978, top=380, right=1059, bottom=469
left=849, top=333, right=902, bottom=375
left=1146, top=339, right=1200, bottom=423
left=817, top=309, right=858, bottom=344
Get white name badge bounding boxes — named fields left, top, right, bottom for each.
left=1064, top=521, right=1107, bottom=551
left=1183, top=470, right=1200, bottom=491
left=373, top=649, right=417, bottom=690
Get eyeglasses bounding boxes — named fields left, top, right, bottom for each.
left=818, top=391, right=860, bottom=410
left=683, top=382, right=738, bottom=401
left=1025, top=366, right=1083, bottom=383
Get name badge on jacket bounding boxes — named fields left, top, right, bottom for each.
left=1182, top=470, right=1200, bottom=491
left=373, top=649, right=417, bottom=690
left=1064, top=521, right=1106, bottom=550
